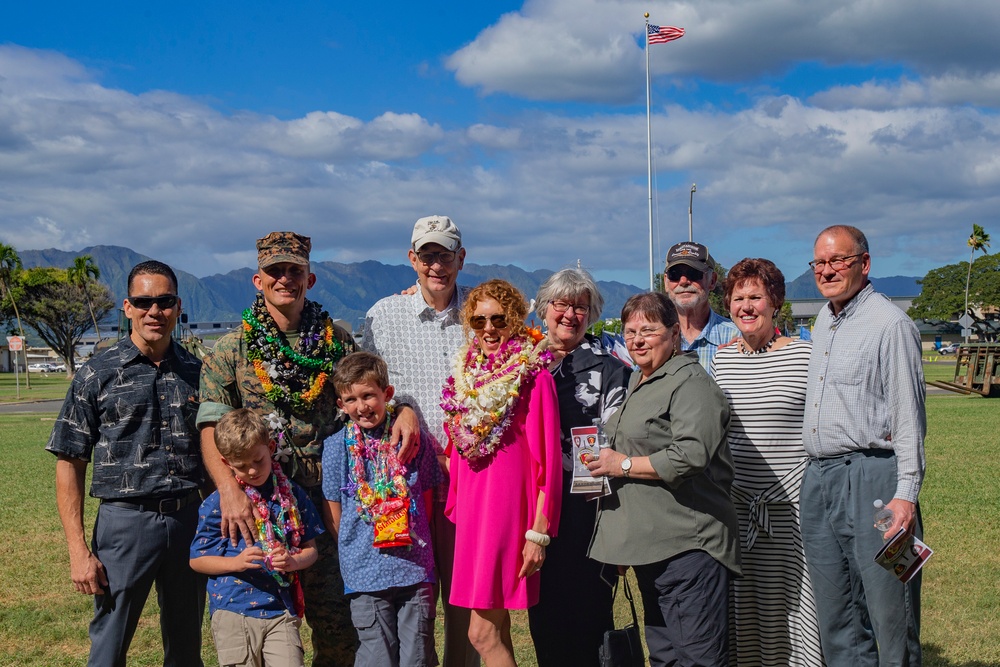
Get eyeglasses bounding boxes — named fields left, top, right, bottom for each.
left=666, top=266, right=705, bottom=283
left=127, top=295, right=178, bottom=310
left=469, top=314, right=509, bottom=330
left=549, top=300, right=591, bottom=316
left=623, top=327, right=666, bottom=341
left=416, top=250, right=457, bottom=265
left=808, top=254, right=864, bottom=272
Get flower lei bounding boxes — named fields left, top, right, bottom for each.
left=237, top=459, right=306, bottom=616
left=441, top=329, right=551, bottom=461
left=264, top=412, right=295, bottom=463
left=243, top=294, right=346, bottom=415
left=343, top=406, right=414, bottom=523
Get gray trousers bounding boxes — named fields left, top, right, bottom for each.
left=87, top=502, right=205, bottom=667
left=349, top=583, right=436, bottom=667
left=801, top=451, right=922, bottom=667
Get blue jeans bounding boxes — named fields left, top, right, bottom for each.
left=801, top=451, right=922, bottom=667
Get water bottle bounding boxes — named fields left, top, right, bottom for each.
left=873, top=499, right=895, bottom=533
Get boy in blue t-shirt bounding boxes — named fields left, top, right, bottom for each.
left=191, top=408, right=324, bottom=667
left=322, top=351, right=443, bottom=667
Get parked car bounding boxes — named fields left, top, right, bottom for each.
left=937, top=343, right=959, bottom=355
left=28, top=363, right=58, bottom=372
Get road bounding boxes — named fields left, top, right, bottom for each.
left=0, top=400, right=63, bottom=414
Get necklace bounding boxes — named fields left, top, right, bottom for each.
left=238, top=460, right=306, bottom=615
left=741, top=332, right=778, bottom=356
left=243, top=294, right=346, bottom=414
left=441, top=331, right=551, bottom=461
left=344, top=408, right=421, bottom=548
left=345, top=407, right=410, bottom=523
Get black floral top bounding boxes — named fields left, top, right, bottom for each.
left=47, top=337, right=203, bottom=500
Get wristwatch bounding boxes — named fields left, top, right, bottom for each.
left=621, top=457, right=632, bottom=478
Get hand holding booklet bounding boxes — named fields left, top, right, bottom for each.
left=873, top=529, right=933, bottom=583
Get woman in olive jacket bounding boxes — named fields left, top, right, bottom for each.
left=587, top=291, right=741, bottom=667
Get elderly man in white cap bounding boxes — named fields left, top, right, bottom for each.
left=362, top=215, right=479, bottom=667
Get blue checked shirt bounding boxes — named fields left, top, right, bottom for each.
left=802, top=283, right=926, bottom=503
left=682, top=309, right=740, bottom=372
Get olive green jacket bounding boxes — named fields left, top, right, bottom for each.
left=588, top=352, right=741, bottom=573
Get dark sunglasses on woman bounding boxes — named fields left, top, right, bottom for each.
left=469, top=314, right=509, bottom=330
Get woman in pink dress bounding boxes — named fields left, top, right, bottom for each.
left=442, top=279, right=562, bottom=666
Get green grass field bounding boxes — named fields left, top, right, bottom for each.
left=1, top=379, right=998, bottom=665
left=0, top=373, right=73, bottom=403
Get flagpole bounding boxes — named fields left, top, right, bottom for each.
left=645, top=13, right=654, bottom=292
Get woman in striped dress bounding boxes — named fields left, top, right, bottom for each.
left=712, top=258, right=824, bottom=667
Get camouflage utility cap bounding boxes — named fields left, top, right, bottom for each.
left=257, top=232, right=311, bottom=268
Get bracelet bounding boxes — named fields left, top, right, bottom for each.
left=524, top=529, right=551, bottom=547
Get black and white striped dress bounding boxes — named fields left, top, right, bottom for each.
left=712, top=339, right=825, bottom=667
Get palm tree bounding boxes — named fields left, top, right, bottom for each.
left=68, top=255, right=103, bottom=342
left=963, top=224, right=991, bottom=343
left=0, top=243, right=30, bottom=388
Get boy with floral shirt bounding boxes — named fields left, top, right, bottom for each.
left=191, top=409, right=325, bottom=667
left=322, top=351, right=443, bottom=667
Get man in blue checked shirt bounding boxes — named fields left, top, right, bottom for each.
left=662, top=241, right=739, bottom=371
left=801, top=225, right=925, bottom=667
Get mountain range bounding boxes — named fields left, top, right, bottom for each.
left=18, top=245, right=922, bottom=328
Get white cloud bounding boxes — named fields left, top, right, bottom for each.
left=446, top=0, right=1000, bottom=105
left=2, top=42, right=999, bottom=290
left=811, top=72, right=1000, bottom=110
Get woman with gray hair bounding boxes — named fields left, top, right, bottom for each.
left=527, top=268, right=630, bottom=667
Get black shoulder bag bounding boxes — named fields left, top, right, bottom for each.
left=598, top=573, right=645, bottom=667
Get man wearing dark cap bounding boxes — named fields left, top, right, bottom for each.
left=197, top=231, right=420, bottom=666
left=663, top=241, right=739, bottom=371
left=362, top=215, right=479, bottom=667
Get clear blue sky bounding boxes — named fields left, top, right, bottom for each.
left=2, top=0, right=998, bottom=289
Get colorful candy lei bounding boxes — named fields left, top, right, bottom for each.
left=344, top=407, right=412, bottom=521
left=243, top=294, right=346, bottom=414
left=441, top=332, right=551, bottom=461
left=237, top=459, right=306, bottom=616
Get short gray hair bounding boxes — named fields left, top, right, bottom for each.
left=534, top=268, right=605, bottom=327
left=816, top=225, right=869, bottom=255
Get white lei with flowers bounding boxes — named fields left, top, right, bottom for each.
left=441, top=334, right=551, bottom=461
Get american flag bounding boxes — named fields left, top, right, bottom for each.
left=647, top=24, right=685, bottom=45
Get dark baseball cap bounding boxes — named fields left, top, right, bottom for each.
left=665, top=242, right=713, bottom=273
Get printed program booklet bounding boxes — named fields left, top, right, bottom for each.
left=873, top=529, right=933, bottom=583
left=569, top=425, right=610, bottom=497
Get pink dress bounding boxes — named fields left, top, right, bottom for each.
left=445, top=369, right=563, bottom=610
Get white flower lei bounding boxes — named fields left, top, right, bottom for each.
left=441, top=334, right=551, bottom=461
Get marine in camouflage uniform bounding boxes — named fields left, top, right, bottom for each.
left=197, top=232, right=358, bottom=667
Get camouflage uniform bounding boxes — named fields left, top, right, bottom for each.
left=198, top=323, right=358, bottom=667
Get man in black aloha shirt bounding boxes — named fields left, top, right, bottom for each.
left=48, top=260, right=205, bottom=667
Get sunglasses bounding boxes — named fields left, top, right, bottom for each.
left=127, top=294, right=178, bottom=310
left=469, top=314, right=509, bottom=330
left=666, top=266, right=705, bottom=282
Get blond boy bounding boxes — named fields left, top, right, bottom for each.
left=191, top=409, right=325, bottom=667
